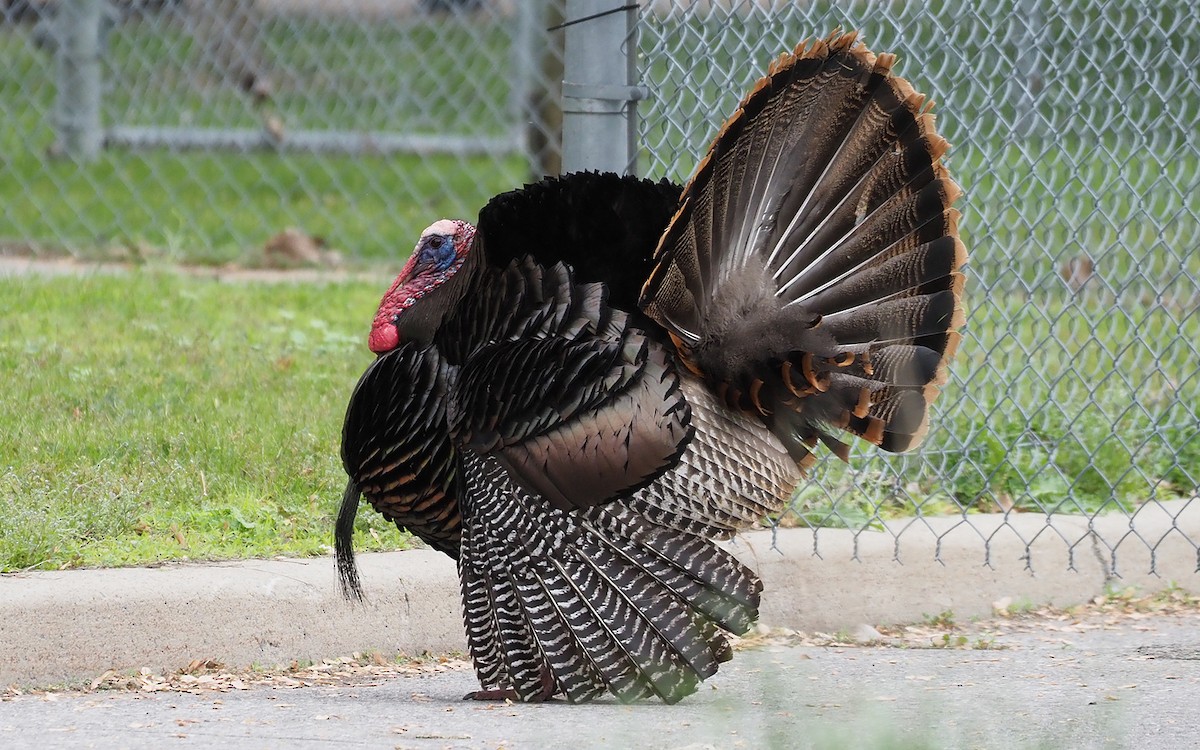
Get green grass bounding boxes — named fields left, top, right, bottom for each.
left=0, top=270, right=410, bottom=571
left=103, top=16, right=517, bottom=133
left=3, top=267, right=1195, bottom=572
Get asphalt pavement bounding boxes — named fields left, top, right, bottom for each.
left=2, top=613, right=1198, bottom=750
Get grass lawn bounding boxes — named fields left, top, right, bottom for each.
left=0, top=270, right=412, bottom=571
left=2, top=266, right=1196, bottom=572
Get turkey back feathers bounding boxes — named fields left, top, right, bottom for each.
left=476, top=173, right=682, bottom=315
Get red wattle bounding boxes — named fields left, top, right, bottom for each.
left=368, top=324, right=399, bottom=353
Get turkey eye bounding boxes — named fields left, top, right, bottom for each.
left=428, top=236, right=444, bottom=250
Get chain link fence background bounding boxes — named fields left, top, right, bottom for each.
left=638, top=0, right=1199, bottom=576
left=1, top=0, right=564, bottom=262
left=2, top=0, right=1197, bottom=576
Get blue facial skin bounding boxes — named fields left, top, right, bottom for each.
left=421, top=234, right=457, bottom=273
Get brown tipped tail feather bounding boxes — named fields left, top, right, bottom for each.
left=641, top=30, right=966, bottom=467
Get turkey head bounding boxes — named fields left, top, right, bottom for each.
left=369, top=219, right=476, bottom=352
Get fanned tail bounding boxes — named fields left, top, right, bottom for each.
left=640, top=30, right=966, bottom=465
left=458, top=453, right=759, bottom=704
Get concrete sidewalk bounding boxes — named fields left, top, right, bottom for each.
left=2, top=500, right=1197, bottom=688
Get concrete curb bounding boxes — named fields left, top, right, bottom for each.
left=752, top=498, right=1199, bottom=631
left=3, top=500, right=1197, bottom=687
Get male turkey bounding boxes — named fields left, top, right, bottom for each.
left=337, top=31, right=965, bottom=704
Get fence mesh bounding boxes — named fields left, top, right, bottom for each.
left=2, top=1, right=1196, bottom=576
left=1, top=0, right=563, bottom=262
left=639, top=0, right=1199, bottom=575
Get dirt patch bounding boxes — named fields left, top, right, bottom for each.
left=0, top=254, right=386, bottom=284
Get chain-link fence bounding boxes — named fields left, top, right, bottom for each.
left=1, top=0, right=564, bottom=262
left=2, top=1, right=1197, bottom=576
left=639, top=0, right=1200, bottom=576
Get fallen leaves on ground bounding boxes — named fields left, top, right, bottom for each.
left=736, top=586, right=1200, bottom=652
left=3, top=652, right=470, bottom=700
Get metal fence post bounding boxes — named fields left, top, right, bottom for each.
left=561, top=1, right=645, bottom=175
left=1012, top=0, right=1045, bottom=139
left=53, top=0, right=104, bottom=161
left=512, top=0, right=544, bottom=178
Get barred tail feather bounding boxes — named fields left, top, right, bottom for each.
left=640, top=30, right=965, bottom=463
left=459, top=563, right=509, bottom=692
left=483, top=569, right=556, bottom=700
left=521, top=563, right=638, bottom=703
left=547, top=539, right=712, bottom=703
left=586, top=506, right=761, bottom=634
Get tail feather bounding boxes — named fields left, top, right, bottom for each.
left=798, top=236, right=966, bottom=316
left=587, top=507, right=761, bottom=633
left=700, top=618, right=735, bottom=664
left=335, top=478, right=364, bottom=602
left=459, top=503, right=552, bottom=701
left=776, top=178, right=960, bottom=303
left=530, top=565, right=653, bottom=703
left=640, top=30, right=965, bottom=460
left=512, top=567, right=609, bottom=703
left=763, top=47, right=905, bottom=277
left=485, top=571, right=556, bottom=701
left=460, top=563, right=509, bottom=691
left=770, top=117, right=949, bottom=296
left=821, top=290, right=962, bottom=346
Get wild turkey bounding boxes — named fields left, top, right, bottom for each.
left=337, top=31, right=965, bottom=704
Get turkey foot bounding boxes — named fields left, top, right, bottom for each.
left=462, top=687, right=520, bottom=701
left=463, top=670, right=555, bottom=702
